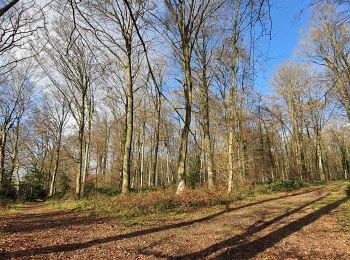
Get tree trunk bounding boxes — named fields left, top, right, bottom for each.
left=122, top=44, right=133, bottom=194
left=227, top=49, right=238, bottom=193
left=201, top=56, right=215, bottom=189
left=80, top=97, right=93, bottom=195
left=0, top=128, right=7, bottom=190
left=176, top=41, right=193, bottom=195
left=75, top=94, right=87, bottom=198
left=227, top=129, right=234, bottom=193
left=152, top=95, right=161, bottom=187
left=49, top=116, right=64, bottom=197
left=140, top=121, right=145, bottom=188
left=75, top=115, right=84, bottom=198
left=316, top=133, right=325, bottom=181
left=8, top=118, right=21, bottom=196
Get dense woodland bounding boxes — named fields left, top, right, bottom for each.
left=1, top=0, right=350, bottom=201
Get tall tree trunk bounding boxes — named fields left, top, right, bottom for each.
left=49, top=108, right=65, bottom=197
left=81, top=102, right=92, bottom=196
left=49, top=132, right=62, bottom=197
left=227, top=129, right=234, bottom=193
left=122, top=44, right=133, bottom=194
left=166, top=143, right=171, bottom=185
left=315, top=132, right=325, bottom=181
left=0, top=126, right=8, bottom=191
left=176, top=41, right=193, bottom=195
left=76, top=114, right=85, bottom=198
left=140, top=120, right=145, bottom=188
left=9, top=118, right=20, bottom=196
left=200, top=54, right=215, bottom=189
left=75, top=93, right=87, bottom=198
left=152, top=94, right=161, bottom=186
left=227, top=48, right=238, bottom=193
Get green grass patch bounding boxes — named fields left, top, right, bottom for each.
left=0, top=203, right=26, bottom=216
left=45, top=181, right=315, bottom=224
left=259, top=180, right=309, bottom=193
left=346, top=185, right=350, bottom=197
left=45, top=180, right=342, bottom=225
left=338, top=200, right=350, bottom=232
left=337, top=185, right=350, bottom=232
left=46, top=186, right=233, bottom=224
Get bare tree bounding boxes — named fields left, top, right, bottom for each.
left=217, top=0, right=271, bottom=193
left=302, top=4, right=350, bottom=121
left=0, top=0, right=44, bottom=75
left=70, top=0, right=149, bottom=194
left=0, top=0, right=20, bottom=17
left=160, top=0, right=219, bottom=194
left=0, top=61, right=35, bottom=192
left=36, top=17, right=96, bottom=198
left=42, top=91, right=69, bottom=197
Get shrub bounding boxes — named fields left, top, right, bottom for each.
left=65, top=186, right=231, bottom=219
left=186, top=155, right=201, bottom=188
left=259, top=180, right=308, bottom=193
left=346, top=185, right=350, bottom=197
left=20, top=169, right=48, bottom=201
left=96, top=187, right=121, bottom=196
left=0, top=182, right=17, bottom=201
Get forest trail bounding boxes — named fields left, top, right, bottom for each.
left=1, top=183, right=350, bottom=259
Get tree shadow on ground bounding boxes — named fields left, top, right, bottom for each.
left=1, top=212, right=110, bottom=234
left=163, top=195, right=349, bottom=259
left=2, top=187, right=324, bottom=258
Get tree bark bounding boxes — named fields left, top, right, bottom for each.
left=80, top=100, right=92, bottom=196
left=200, top=47, right=215, bottom=189
left=121, top=43, right=133, bottom=194
left=176, top=41, right=193, bottom=195
left=227, top=48, right=238, bottom=193
left=151, top=94, right=161, bottom=187
left=0, top=127, right=7, bottom=191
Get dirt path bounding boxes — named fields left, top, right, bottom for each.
left=1, top=183, right=350, bottom=259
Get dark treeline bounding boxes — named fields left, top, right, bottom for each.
left=0, top=0, right=350, bottom=200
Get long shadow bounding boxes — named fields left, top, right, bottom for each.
left=3, top=211, right=76, bottom=221
left=216, top=196, right=350, bottom=259
left=1, top=213, right=110, bottom=234
left=170, top=195, right=349, bottom=259
left=2, top=187, right=323, bottom=258
left=138, top=194, right=330, bottom=259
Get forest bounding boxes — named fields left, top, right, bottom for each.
left=1, top=0, right=350, bottom=259
left=1, top=0, right=349, bottom=200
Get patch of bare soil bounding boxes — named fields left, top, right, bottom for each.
left=0, top=184, right=349, bottom=259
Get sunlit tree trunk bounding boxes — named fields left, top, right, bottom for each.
left=176, top=40, right=193, bottom=194
left=122, top=41, right=133, bottom=194
left=152, top=93, right=161, bottom=186
left=227, top=48, right=238, bottom=193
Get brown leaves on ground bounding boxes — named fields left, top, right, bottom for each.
left=0, top=183, right=349, bottom=259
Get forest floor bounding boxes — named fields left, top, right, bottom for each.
left=1, top=182, right=350, bottom=259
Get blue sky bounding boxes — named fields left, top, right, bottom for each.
left=257, top=0, right=312, bottom=94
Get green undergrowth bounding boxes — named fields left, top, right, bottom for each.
left=46, top=187, right=231, bottom=223
left=257, top=180, right=320, bottom=193
left=0, top=203, right=25, bottom=216
left=43, top=180, right=336, bottom=224
left=337, top=185, right=350, bottom=232
left=346, top=185, right=350, bottom=197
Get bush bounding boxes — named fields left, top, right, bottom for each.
left=0, top=182, right=17, bottom=202
left=346, top=185, right=350, bottom=197
left=57, top=174, right=70, bottom=194
left=259, top=180, right=308, bottom=193
left=96, top=187, right=121, bottom=196
left=51, top=191, right=66, bottom=199
left=186, top=155, right=201, bottom=188
left=54, top=186, right=230, bottom=219
left=20, top=169, right=48, bottom=201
